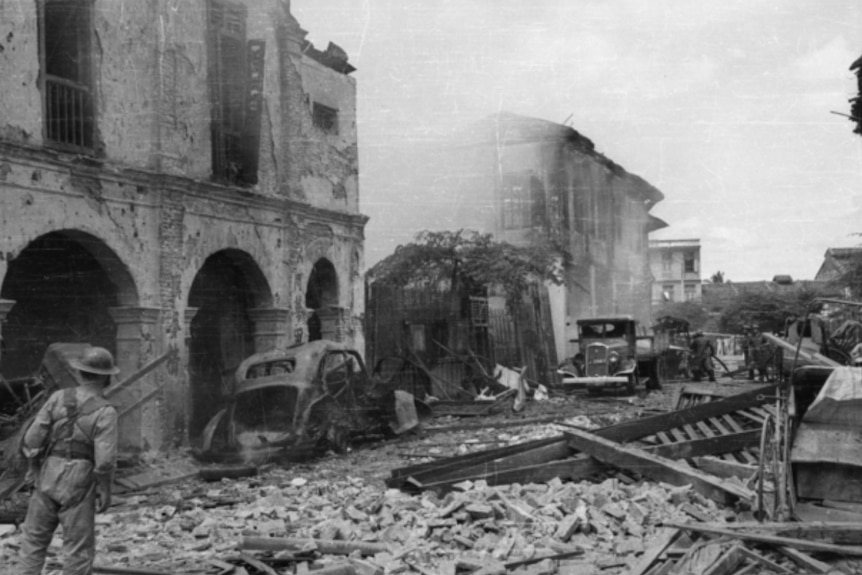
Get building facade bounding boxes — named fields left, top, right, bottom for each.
left=648, top=239, right=702, bottom=305
left=395, top=112, right=666, bottom=360
left=0, top=0, right=366, bottom=450
left=815, top=247, right=862, bottom=282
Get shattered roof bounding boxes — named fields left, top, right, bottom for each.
left=457, top=111, right=664, bottom=206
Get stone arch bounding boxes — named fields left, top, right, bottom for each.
left=0, top=229, right=139, bottom=379
left=186, top=248, right=273, bottom=437
left=305, top=257, right=341, bottom=342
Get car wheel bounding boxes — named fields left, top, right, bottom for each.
left=327, top=424, right=350, bottom=454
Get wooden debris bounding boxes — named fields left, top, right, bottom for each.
left=775, top=546, right=834, bottom=574
left=663, top=521, right=862, bottom=556
left=564, top=428, right=754, bottom=506
left=625, top=527, right=679, bottom=575
left=597, top=384, right=776, bottom=443
left=685, top=521, right=862, bottom=545
left=241, top=536, right=391, bottom=557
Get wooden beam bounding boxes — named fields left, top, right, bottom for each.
left=775, top=547, right=831, bottom=574
left=407, top=455, right=603, bottom=495
left=388, top=435, right=566, bottom=485
left=645, top=430, right=760, bottom=461
left=105, top=349, right=175, bottom=399
left=703, top=544, right=746, bottom=575
left=564, top=429, right=754, bottom=506
left=692, top=457, right=757, bottom=481
left=597, top=385, right=776, bottom=443
left=410, top=439, right=575, bottom=485
left=689, top=521, right=862, bottom=545
left=626, top=528, right=679, bottom=575
left=663, top=521, right=862, bottom=556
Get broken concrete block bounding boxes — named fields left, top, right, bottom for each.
left=465, top=503, right=494, bottom=520
left=555, top=513, right=581, bottom=542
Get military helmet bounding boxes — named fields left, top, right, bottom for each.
left=71, top=346, right=121, bottom=376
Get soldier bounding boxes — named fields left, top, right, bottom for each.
left=742, top=325, right=760, bottom=380
left=19, top=346, right=119, bottom=575
left=689, top=331, right=716, bottom=382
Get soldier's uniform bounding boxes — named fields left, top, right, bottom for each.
left=19, top=352, right=118, bottom=575
left=690, top=332, right=716, bottom=382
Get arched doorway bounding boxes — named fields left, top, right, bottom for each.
left=0, top=230, right=138, bottom=379
left=187, top=249, right=271, bottom=437
left=305, top=258, right=340, bottom=342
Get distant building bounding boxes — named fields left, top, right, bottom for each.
left=648, top=239, right=702, bottom=304
left=367, top=111, right=667, bottom=368
left=815, top=247, right=862, bottom=282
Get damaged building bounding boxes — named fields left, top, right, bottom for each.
left=367, top=112, right=666, bottom=370
left=0, top=0, right=366, bottom=450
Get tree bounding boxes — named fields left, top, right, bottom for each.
left=710, top=271, right=725, bottom=284
left=717, top=289, right=825, bottom=334
left=367, top=230, right=563, bottom=307
left=653, top=301, right=709, bottom=331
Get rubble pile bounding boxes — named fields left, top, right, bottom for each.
left=2, top=467, right=728, bottom=574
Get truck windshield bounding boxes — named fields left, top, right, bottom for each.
left=581, top=323, right=628, bottom=339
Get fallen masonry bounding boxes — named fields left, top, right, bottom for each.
left=3, top=383, right=862, bottom=573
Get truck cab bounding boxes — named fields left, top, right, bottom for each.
left=565, top=316, right=660, bottom=394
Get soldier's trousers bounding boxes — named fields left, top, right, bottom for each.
left=19, top=486, right=96, bottom=575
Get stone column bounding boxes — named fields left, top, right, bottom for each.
left=0, top=299, right=15, bottom=364
left=248, top=307, right=290, bottom=353
left=108, top=306, right=161, bottom=451
left=181, top=307, right=199, bottom=443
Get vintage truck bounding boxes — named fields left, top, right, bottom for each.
left=560, top=316, right=661, bottom=394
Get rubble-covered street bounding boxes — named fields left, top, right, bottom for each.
left=3, top=383, right=861, bottom=575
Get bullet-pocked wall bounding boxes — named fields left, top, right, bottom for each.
left=0, top=0, right=366, bottom=451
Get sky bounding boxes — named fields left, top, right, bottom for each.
left=293, top=0, right=862, bottom=282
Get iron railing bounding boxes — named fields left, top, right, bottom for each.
left=45, top=75, right=93, bottom=149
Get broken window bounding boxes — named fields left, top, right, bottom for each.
left=313, top=103, right=339, bottom=135
left=206, top=0, right=264, bottom=185
left=40, top=0, right=95, bottom=150
left=501, top=172, right=533, bottom=229
left=684, top=252, right=697, bottom=274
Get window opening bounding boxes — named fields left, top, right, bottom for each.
left=42, top=0, right=95, bottom=149
left=313, top=103, right=339, bottom=134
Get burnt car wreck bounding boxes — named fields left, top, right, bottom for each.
left=196, top=340, right=420, bottom=464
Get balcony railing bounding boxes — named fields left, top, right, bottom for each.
left=45, top=75, right=93, bottom=149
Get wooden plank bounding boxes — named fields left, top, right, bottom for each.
left=645, top=430, right=760, bottom=461
left=663, top=521, right=862, bottom=556
left=410, top=455, right=603, bottom=495
left=598, top=385, right=776, bottom=443
left=703, top=543, right=746, bottom=575
left=409, top=439, right=574, bottom=485
left=388, top=435, right=566, bottom=484
left=697, top=521, right=862, bottom=545
left=735, top=410, right=764, bottom=425
left=693, top=418, right=736, bottom=463
left=565, top=429, right=754, bottom=506
left=775, top=546, right=831, bottom=574
left=626, top=528, right=679, bottom=575
left=656, top=431, right=673, bottom=445
left=692, top=457, right=757, bottom=481
left=795, top=501, right=862, bottom=523
left=105, top=349, right=175, bottom=399
left=735, top=547, right=791, bottom=574
left=669, top=427, right=689, bottom=444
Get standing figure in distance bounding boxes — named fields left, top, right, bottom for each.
left=690, top=331, right=716, bottom=383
